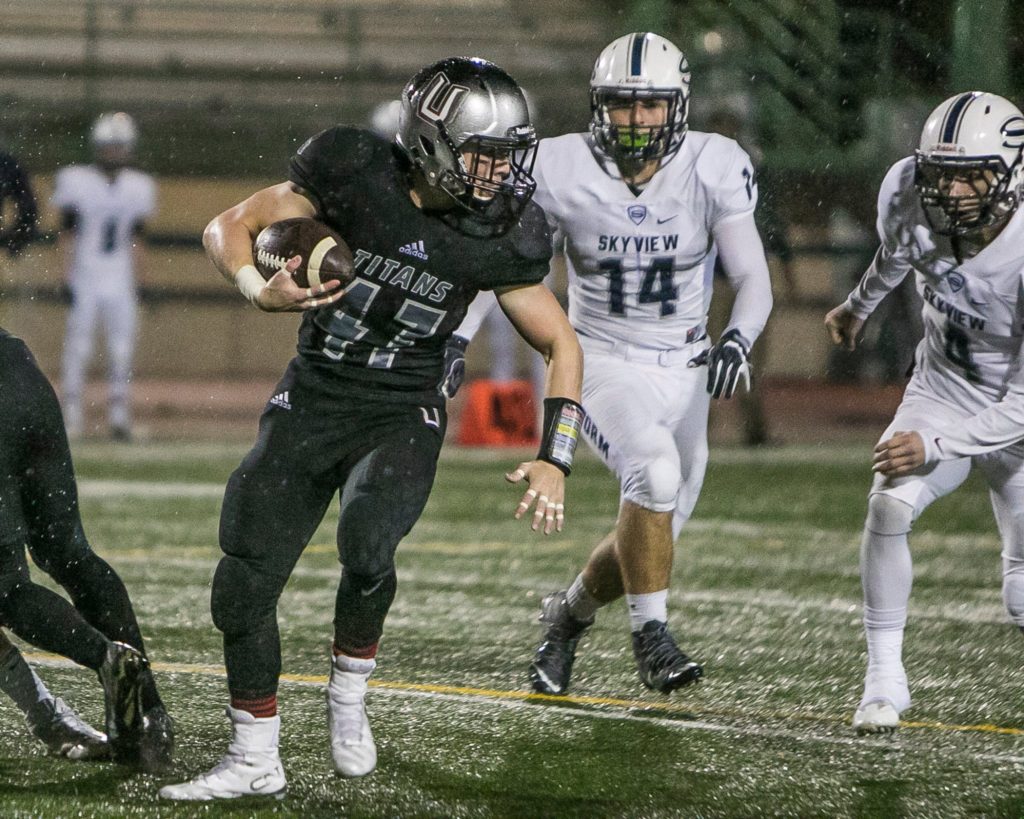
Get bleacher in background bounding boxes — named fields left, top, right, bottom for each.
left=1, top=0, right=1018, bottom=384
left=0, top=0, right=609, bottom=177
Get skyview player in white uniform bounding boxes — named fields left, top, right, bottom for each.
left=53, top=112, right=155, bottom=440
left=454, top=32, right=773, bottom=694
left=826, top=91, right=1024, bottom=734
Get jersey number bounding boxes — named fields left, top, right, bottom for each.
left=943, top=324, right=981, bottom=384
left=742, top=167, right=755, bottom=201
left=102, top=218, right=118, bottom=253
left=322, top=278, right=446, bottom=367
left=600, top=257, right=678, bottom=317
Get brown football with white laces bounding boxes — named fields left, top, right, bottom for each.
left=253, top=217, right=354, bottom=289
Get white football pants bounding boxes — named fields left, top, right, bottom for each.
left=865, top=387, right=1024, bottom=628
left=61, top=289, right=138, bottom=429
left=578, top=335, right=711, bottom=541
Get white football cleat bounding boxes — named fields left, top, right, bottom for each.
left=158, top=706, right=286, bottom=801
left=328, top=654, right=377, bottom=778
left=853, top=701, right=902, bottom=734
left=853, top=669, right=911, bottom=735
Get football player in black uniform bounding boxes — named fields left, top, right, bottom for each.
left=160, top=56, right=583, bottom=801
left=0, top=328, right=174, bottom=771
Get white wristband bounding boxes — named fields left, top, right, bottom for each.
left=235, top=264, right=266, bottom=307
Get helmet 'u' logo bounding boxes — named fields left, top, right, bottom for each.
left=418, top=72, right=470, bottom=124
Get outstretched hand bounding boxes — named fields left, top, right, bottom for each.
left=505, top=460, right=566, bottom=535
left=257, top=255, right=346, bottom=312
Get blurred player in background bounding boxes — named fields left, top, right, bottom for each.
left=160, top=56, right=582, bottom=801
left=706, top=107, right=796, bottom=446
left=826, top=91, right=1024, bottom=734
left=53, top=112, right=155, bottom=441
left=0, top=326, right=174, bottom=769
left=450, top=32, right=773, bottom=696
left=0, top=148, right=38, bottom=288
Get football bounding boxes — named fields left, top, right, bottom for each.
left=253, top=217, right=354, bottom=289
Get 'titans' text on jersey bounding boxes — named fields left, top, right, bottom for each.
left=533, top=130, right=757, bottom=348
left=290, top=127, right=550, bottom=397
left=847, top=157, right=1024, bottom=420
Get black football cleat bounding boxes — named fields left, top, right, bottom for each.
left=139, top=703, right=176, bottom=773
left=97, top=641, right=147, bottom=764
left=528, top=591, right=594, bottom=695
left=631, top=620, right=703, bottom=694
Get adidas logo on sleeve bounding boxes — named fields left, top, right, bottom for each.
left=269, top=391, right=292, bottom=410
left=399, top=240, right=429, bottom=260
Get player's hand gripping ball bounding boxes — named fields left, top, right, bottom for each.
left=253, top=217, right=354, bottom=289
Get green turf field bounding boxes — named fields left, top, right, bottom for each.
left=2, top=441, right=1023, bottom=818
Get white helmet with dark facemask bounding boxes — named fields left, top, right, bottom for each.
left=90, top=112, right=138, bottom=170
left=590, top=32, right=691, bottom=164
left=915, top=91, right=1024, bottom=237
left=397, top=57, right=538, bottom=230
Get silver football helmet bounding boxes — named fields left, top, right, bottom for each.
left=915, top=91, right=1024, bottom=237
left=590, top=32, right=691, bottom=163
left=397, top=57, right=537, bottom=227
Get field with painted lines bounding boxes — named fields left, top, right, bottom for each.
left=2, top=442, right=1022, bottom=817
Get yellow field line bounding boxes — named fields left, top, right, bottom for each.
left=27, top=653, right=1023, bottom=739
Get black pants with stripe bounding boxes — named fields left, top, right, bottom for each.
left=0, top=331, right=157, bottom=706
left=212, top=357, right=446, bottom=700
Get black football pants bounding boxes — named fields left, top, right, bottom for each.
left=0, top=332, right=159, bottom=709
left=213, top=358, right=446, bottom=700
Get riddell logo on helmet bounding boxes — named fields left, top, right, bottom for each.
left=930, top=142, right=965, bottom=154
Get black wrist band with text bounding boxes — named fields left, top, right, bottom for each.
left=538, top=397, right=584, bottom=475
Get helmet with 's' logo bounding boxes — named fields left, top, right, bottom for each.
left=915, top=91, right=1024, bottom=236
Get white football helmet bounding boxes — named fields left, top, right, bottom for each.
left=91, top=112, right=138, bottom=148
left=369, top=99, right=401, bottom=140
left=90, top=112, right=138, bottom=170
left=397, top=56, right=537, bottom=230
left=590, top=32, right=691, bottom=163
left=915, top=91, right=1024, bottom=236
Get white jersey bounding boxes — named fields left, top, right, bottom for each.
left=845, top=156, right=1024, bottom=460
left=532, top=131, right=759, bottom=349
left=51, top=165, right=155, bottom=296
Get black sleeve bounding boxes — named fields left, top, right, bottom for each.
left=289, top=127, right=383, bottom=216
left=0, top=153, right=38, bottom=256
left=481, top=200, right=553, bottom=290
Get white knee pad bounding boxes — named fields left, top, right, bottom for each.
left=1002, top=561, right=1024, bottom=628
left=622, top=455, right=681, bottom=511
left=865, top=493, right=914, bottom=536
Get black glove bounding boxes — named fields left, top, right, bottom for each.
left=438, top=335, right=469, bottom=399
left=687, top=328, right=751, bottom=399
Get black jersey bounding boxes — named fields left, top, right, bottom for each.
left=288, top=126, right=552, bottom=398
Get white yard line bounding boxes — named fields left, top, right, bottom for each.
left=78, top=480, right=224, bottom=498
